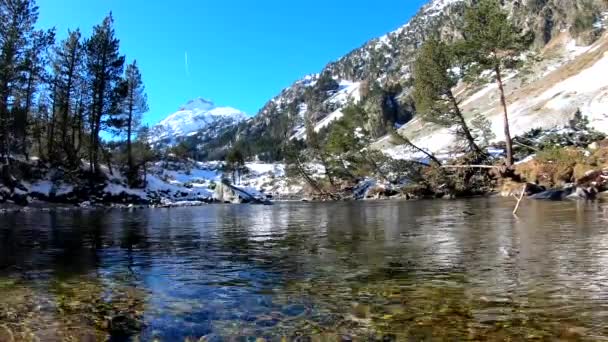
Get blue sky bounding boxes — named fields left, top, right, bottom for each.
left=36, top=0, right=427, bottom=126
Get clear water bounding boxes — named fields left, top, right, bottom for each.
left=1, top=199, right=608, bottom=341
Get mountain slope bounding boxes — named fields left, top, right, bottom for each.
left=379, top=31, right=608, bottom=159
left=181, top=0, right=608, bottom=162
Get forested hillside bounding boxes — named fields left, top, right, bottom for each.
left=0, top=1, right=152, bottom=187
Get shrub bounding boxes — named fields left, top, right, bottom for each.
left=570, top=9, right=596, bottom=37
left=518, top=147, right=587, bottom=186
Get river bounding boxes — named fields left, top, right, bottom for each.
left=1, top=199, right=608, bottom=341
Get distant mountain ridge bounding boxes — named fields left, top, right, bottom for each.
left=149, top=97, right=246, bottom=146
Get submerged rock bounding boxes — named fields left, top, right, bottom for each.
left=108, top=314, right=143, bottom=338
left=0, top=325, right=14, bottom=342
left=529, top=189, right=569, bottom=200
left=281, top=304, right=306, bottom=317
left=255, top=317, right=279, bottom=327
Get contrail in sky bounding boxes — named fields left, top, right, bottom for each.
left=184, top=51, right=190, bottom=77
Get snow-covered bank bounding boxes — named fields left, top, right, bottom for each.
left=0, top=160, right=300, bottom=208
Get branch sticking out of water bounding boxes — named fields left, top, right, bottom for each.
left=513, top=184, right=527, bottom=216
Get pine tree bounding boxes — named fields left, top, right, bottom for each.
left=225, top=147, right=245, bottom=184
left=458, top=0, right=530, bottom=167
left=284, top=141, right=330, bottom=198
left=132, top=125, right=156, bottom=185
left=84, top=13, right=125, bottom=174
left=53, top=29, right=83, bottom=164
left=389, top=128, right=441, bottom=166
left=0, top=0, right=41, bottom=162
left=14, top=28, right=53, bottom=158
left=324, top=105, right=387, bottom=181
left=413, top=38, right=484, bottom=157
left=118, top=60, right=148, bottom=185
left=31, top=88, right=49, bottom=158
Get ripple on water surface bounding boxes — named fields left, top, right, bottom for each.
left=1, top=199, right=608, bottom=340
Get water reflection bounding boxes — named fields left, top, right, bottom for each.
left=1, top=199, right=608, bottom=340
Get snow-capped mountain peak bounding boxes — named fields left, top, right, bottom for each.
left=179, top=97, right=215, bottom=111
left=150, top=98, right=246, bottom=144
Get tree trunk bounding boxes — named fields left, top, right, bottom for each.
left=295, top=153, right=335, bottom=199
left=0, top=91, right=9, bottom=164
left=319, top=152, right=335, bottom=186
left=143, top=161, right=147, bottom=185
left=395, top=132, right=441, bottom=166
left=359, top=151, right=388, bottom=182
left=89, top=95, right=97, bottom=174
left=494, top=64, right=514, bottom=167
left=90, top=79, right=105, bottom=174
left=74, top=94, right=85, bottom=160
left=37, top=121, right=44, bottom=160
left=92, top=118, right=101, bottom=172
left=61, top=56, right=76, bottom=150
left=92, top=61, right=108, bottom=174
left=447, top=90, right=484, bottom=157
left=22, top=71, right=35, bottom=160
left=127, top=90, right=134, bottom=184
left=48, top=81, right=58, bottom=160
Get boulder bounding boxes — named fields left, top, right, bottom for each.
left=530, top=185, right=597, bottom=201
left=529, top=189, right=569, bottom=201
left=10, top=189, right=30, bottom=206
left=213, top=181, right=271, bottom=204
left=213, top=182, right=243, bottom=203
left=0, top=186, right=9, bottom=203
left=566, top=186, right=597, bottom=200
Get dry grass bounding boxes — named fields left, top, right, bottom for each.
left=506, top=33, right=608, bottom=106
left=516, top=144, right=608, bottom=187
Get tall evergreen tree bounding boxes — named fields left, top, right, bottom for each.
left=412, top=38, right=484, bottom=157
left=84, top=13, right=125, bottom=173
left=324, top=105, right=387, bottom=181
left=13, top=29, right=53, bottom=158
left=225, top=146, right=245, bottom=184
left=53, top=29, right=83, bottom=164
left=119, top=60, right=148, bottom=185
left=458, top=0, right=530, bottom=167
left=0, top=0, right=40, bottom=162
left=132, top=125, right=156, bottom=185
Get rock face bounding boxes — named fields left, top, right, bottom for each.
left=213, top=182, right=243, bottom=204
left=213, top=181, right=271, bottom=204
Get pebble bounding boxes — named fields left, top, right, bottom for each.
left=0, top=325, right=14, bottom=342
left=281, top=304, right=306, bottom=317
left=255, top=318, right=279, bottom=327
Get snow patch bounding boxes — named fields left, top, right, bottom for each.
left=424, top=0, right=461, bottom=15
left=150, top=98, right=246, bottom=144
left=29, top=181, right=53, bottom=196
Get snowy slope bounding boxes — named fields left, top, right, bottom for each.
left=150, top=98, right=246, bottom=144
left=379, top=33, right=608, bottom=160
left=290, top=80, right=362, bottom=140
